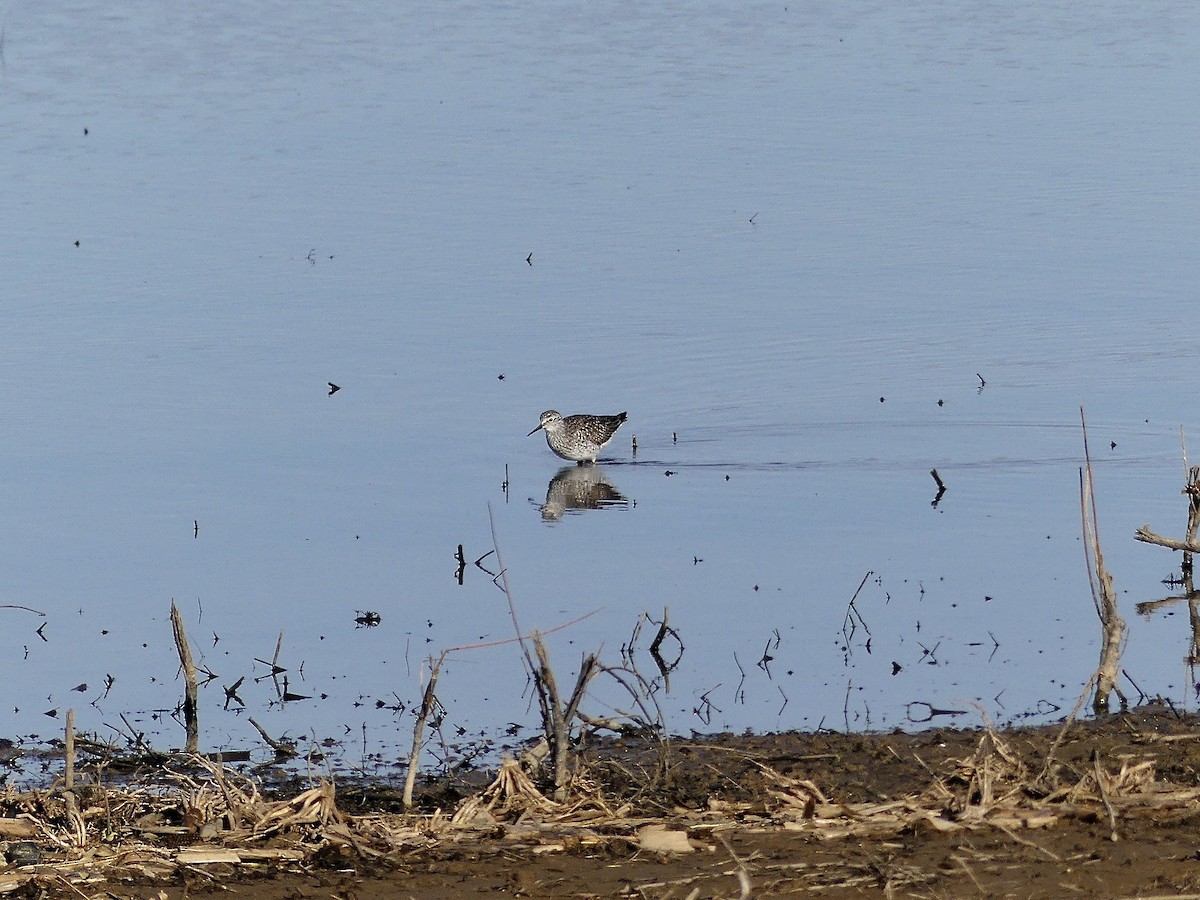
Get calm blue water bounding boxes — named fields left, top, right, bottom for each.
left=2, top=1, right=1198, bottom=774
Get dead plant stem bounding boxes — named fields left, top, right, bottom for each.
left=170, top=600, right=200, bottom=754
left=403, top=651, right=445, bottom=808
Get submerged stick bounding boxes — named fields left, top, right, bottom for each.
left=170, top=601, right=200, bottom=754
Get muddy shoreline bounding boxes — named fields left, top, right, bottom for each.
left=4, top=703, right=1200, bottom=897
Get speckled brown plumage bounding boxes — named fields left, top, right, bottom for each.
left=528, top=410, right=628, bottom=463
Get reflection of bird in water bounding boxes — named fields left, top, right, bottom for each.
left=538, top=465, right=629, bottom=521
left=527, top=410, right=627, bottom=463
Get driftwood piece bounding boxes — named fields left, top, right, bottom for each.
left=636, top=823, right=694, bottom=853
left=0, top=817, right=36, bottom=838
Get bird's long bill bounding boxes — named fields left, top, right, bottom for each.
left=527, top=424, right=544, bottom=436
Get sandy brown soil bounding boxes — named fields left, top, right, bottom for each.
left=10, top=705, right=1200, bottom=898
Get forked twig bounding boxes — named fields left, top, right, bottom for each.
left=842, top=571, right=873, bottom=650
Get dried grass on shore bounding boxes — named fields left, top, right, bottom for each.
left=3, top=719, right=1200, bottom=896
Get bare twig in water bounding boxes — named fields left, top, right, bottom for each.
left=906, top=701, right=968, bottom=723
left=842, top=571, right=873, bottom=656
left=431, top=520, right=650, bottom=806
left=930, top=468, right=947, bottom=508
left=486, top=503, right=608, bottom=800
left=403, top=653, right=445, bottom=808
left=473, top=548, right=497, bottom=577
left=61, top=709, right=84, bottom=845
left=270, top=631, right=286, bottom=689
left=532, top=634, right=570, bottom=799
left=224, top=677, right=245, bottom=710
left=404, top=506, right=602, bottom=805
left=1080, top=408, right=1126, bottom=714
left=1133, top=435, right=1200, bottom=573
left=733, top=653, right=746, bottom=704
left=562, top=653, right=601, bottom=734
left=757, top=633, right=778, bottom=677
left=621, top=613, right=646, bottom=666
left=0, top=604, right=46, bottom=616
left=1134, top=525, right=1200, bottom=554
left=112, top=712, right=152, bottom=754
left=170, top=601, right=200, bottom=754
left=529, top=638, right=609, bottom=799
left=1122, top=668, right=1148, bottom=706
left=1182, top=426, right=1200, bottom=579
left=843, top=679, right=853, bottom=730
left=64, top=709, right=75, bottom=792
left=583, top=662, right=664, bottom=736
left=648, top=606, right=684, bottom=680
left=248, top=717, right=298, bottom=760
left=694, top=686, right=720, bottom=725
left=253, top=631, right=288, bottom=692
